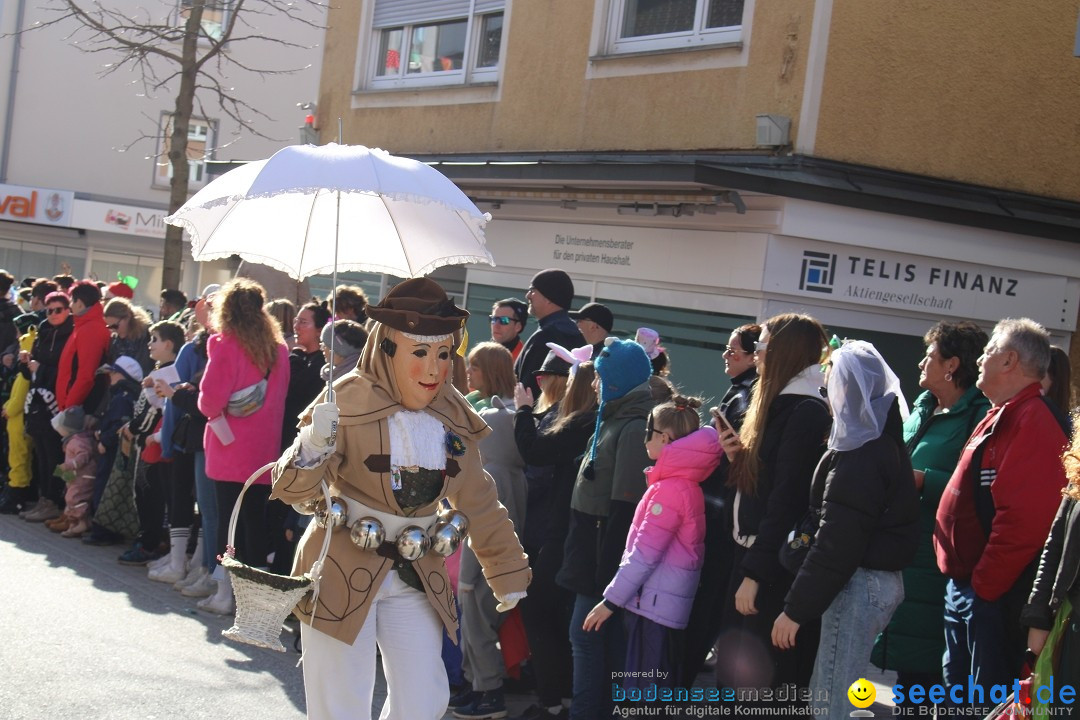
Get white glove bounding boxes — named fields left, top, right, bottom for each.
left=495, top=591, right=527, bottom=613
left=299, top=402, right=339, bottom=454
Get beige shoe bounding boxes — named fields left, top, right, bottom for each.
left=61, top=519, right=90, bottom=538
left=23, top=498, right=60, bottom=523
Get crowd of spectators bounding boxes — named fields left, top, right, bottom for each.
left=2, top=265, right=1078, bottom=720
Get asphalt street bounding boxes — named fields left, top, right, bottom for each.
left=0, top=513, right=549, bottom=719
left=2, top=512, right=898, bottom=719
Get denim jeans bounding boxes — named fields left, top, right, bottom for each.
left=570, top=593, right=626, bottom=720
left=193, top=451, right=218, bottom=570
left=810, top=568, right=904, bottom=720
left=942, top=578, right=1022, bottom=708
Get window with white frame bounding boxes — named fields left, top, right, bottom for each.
left=179, top=0, right=231, bottom=42
left=604, top=0, right=745, bottom=54
left=154, top=116, right=214, bottom=189
left=368, top=0, right=505, bottom=89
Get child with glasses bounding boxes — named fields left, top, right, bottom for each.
left=583, top=394, right=722, bottom=689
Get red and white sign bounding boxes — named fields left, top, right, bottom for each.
left=71, top=199, right=168, bottom=239
left=0, top=183, right=73, bottom=226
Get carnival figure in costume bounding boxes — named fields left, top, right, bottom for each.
left=271, top=278, right=531, bottom=720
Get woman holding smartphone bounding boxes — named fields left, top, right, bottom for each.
left=715, top=314, right=831, bottom=708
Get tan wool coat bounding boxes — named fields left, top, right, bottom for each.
left=270, top=324, right=531, bottom=646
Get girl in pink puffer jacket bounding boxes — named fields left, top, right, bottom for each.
left=583, top=395, right=722, bottom=689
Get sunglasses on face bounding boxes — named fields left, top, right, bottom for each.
left=753, top=341, right=768, bottom=353
left=46, top=307, right=67, bottom=315
left=645, top=415, right=665, bottom=442
left=723, top=346, right=745, bottom=357
left=489, top=316, right=515, bottom=326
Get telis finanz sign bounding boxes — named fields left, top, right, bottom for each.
left=765, top=236, right=1076, bottom=331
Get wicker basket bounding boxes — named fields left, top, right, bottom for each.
left=220, top=461, right=332, bottom=652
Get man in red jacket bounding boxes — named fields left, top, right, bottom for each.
left=55, top=281, right=111, bottom=412
left=934, top=318, right=1068, bottom=703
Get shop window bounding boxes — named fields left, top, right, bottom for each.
left=0, top=239, right=86, bottom=285
left=154, top=115, right=214, bottom=190
left=463, top=283, right=588, bottom=354
left=87, top=251, right=169, bottom=307
left=598, top=297, right=752, bottom=401
left=368, top=1, right=505, bottom=90
left=824, top=323, right=925, bottom=406
left=602, top=0, right=745, bottom=54
left=307, top=271, right=386, bottom=310
left=178, top=0, right=231, bottom=42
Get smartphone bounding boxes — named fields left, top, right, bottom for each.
left=710, top=406, right=734, bottom=433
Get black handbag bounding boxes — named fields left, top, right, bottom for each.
left=778, top=448, right=837, bottom=575
left=171, top=413, right=203, bottom=454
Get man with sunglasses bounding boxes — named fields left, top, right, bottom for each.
left=488, top=298, right=527, bottom=361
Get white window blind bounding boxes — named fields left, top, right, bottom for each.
left=374, top=0, right=504, bottom=29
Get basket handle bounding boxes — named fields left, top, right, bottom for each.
left=225, top=460, right=333, bottom=570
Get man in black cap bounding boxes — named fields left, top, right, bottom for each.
left=489, top=298, right=528, bottom=361
left=515, top=269, right=584, bottom=397
left=570, top=302, right=614, bottom=358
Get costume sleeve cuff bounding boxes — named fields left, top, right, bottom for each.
left=295, top=442, right=334, bottom=469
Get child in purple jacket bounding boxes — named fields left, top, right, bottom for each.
left=583, top=395, right=722, bottom=689
left=587, top=397, right=721, bottom=690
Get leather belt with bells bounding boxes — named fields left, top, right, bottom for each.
left=297, top=493, right=469, bottom=563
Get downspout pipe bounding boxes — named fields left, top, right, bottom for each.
left=0, top=0, right=27, bottom=182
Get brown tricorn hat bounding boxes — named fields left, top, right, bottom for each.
left=366, top=277, right=469, bottom=335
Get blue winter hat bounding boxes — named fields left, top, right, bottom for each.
left=594, top=337, right=651, bottom=403
left=585, top=338, right=652, bottom=469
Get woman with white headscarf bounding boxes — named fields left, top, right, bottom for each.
left=771, top=340, right=920, bottom=720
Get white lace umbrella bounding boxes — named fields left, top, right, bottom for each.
left=164, top=143, right=494, bottom=280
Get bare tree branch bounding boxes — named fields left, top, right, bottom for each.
left=11, top=0, right=327, bottom=289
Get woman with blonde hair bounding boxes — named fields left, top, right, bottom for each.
left=196, top=277, right=290, bottom=614
left=265, top=298, right=297, bottom=348
left=716, top=313, right=832, bottom=706
left=465, top=341, right=518, bottom=411
left=104, top=296, right=154, bottom=375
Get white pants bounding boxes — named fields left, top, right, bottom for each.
left=300, top=571, right=450, bottom=720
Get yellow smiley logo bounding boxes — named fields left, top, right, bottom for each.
left=847, top=678, right=876, bottom=709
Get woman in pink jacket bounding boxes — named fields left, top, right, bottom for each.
left=196, top=278, right=290, bottom=615
left=583, top=395, right=722, bottom=690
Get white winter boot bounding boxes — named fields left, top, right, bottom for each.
left=197, top=568, right=234, bottom=615
left=149, top=527, right=189, bottom=583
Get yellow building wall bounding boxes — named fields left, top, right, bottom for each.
left=318, top=0, right=813, bottom=154
left=814, top=0, right=1080, bottom=201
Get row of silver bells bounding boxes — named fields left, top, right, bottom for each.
left=295, top=496, right=469, bottom=562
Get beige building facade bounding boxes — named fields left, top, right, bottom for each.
left=316, top=0, right=1079, bottom=402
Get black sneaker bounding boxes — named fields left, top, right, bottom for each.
left=116, top=542, right=156, bottom=562
left=448, top=687, right=481, bottom=710
left=0, top=486, right=30, bottom=514
left=452, top=689, right=507, bottom=719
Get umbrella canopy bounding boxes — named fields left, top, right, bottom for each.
left=164, top=143, right=495, bottom=280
